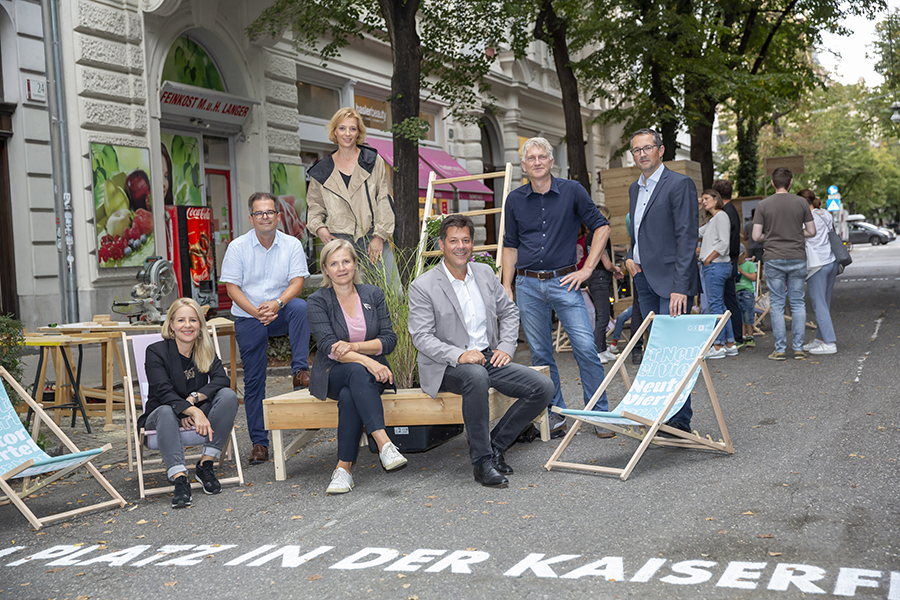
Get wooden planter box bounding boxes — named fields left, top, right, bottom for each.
left=263, top=366, right=551, bottom=480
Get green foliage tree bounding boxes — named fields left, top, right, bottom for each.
left=578, top=0, right=886, bottom=189
left=739, top=82, right=900, bottom=220
left=247, top=1, right=529, bottom=255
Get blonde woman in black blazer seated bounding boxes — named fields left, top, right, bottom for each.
left=307, top=239, right=407, bottom=495
left=141, top=298, right=238, bottom=509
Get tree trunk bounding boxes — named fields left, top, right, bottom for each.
left=535, top=0, right=590, bottom=193
left=687, top=84, right=717, bottom=189
left=650, top=61, right=678, bottom=160
left=736, top=114, right=759, bottom=197
left=380, top=0, right=422, bottom=257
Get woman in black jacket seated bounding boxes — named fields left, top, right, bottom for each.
left=140, top=298, right=238, bottom=508
left=308, top=239, right=407, bottom=495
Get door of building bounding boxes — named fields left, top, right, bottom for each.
left=0, top=102, right=18, bottom=318
left=205, top=168, right=233, bottom=311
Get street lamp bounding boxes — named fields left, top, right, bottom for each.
left=892, top=102, right=900, bottom=124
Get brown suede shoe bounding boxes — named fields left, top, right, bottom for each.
left=594, top=427, right=616, bottom=439
left=249, top=444, right=268, bottom=465
left=292, top=369, right=310, bottom=389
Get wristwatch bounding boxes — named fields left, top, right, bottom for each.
left=275, top=298, right=284, bottom=309
left=189, top=391, right=199, bottom=402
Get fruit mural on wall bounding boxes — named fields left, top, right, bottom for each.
left=91, top=143, right=155, bottom=268
left=270, top=162, right=308, bottom=241
left=161, top=36, right=226, bottom=92
left=161, top=133, right=203, bottom=206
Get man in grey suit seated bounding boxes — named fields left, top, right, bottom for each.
left=409, top=215, right=554, bottom=488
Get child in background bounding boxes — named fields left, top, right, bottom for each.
left=735, top=245, right=757, bottom=348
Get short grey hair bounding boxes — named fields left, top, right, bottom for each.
left=520, top=137, right=554, bottom=160
left=630, top=128, right=663, bottom=148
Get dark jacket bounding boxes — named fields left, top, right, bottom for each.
left=138, top=338, right=230, bottom=430
left=627, top=167, right=701, bottom=298
left=307, top=283, right=397, bottom=400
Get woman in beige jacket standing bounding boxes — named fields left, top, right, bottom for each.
left=307, top=107, right=398, bottom=286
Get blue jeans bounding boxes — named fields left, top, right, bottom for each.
left=632, top=271, right=691, bottom=427
left=702, top=262, right=735, bottom=346
left=763, top=259, right=807, bottom=352
left=234, top=298, right=310, bottom=446
left=736, top=289, right=755, bottom=325
left=612, top=305, right=633, bottom=341
left=515, top=275, right=608, bottom=412
left=806, top=260, right=838, bottom=344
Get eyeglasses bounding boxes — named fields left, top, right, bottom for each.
left=251, top=210, right=278, bottom=219
left=524, top=154, right=551, bottom=164
left=630, top=145, right=658, bottom=156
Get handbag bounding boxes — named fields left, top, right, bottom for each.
left=828, top=230, right=852, bottom=267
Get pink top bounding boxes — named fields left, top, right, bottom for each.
left=328, top=294, right=378, bottom=359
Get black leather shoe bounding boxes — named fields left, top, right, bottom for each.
left=632, top=350, right=643, bottom=365
left=473, top=460, right=508, bottom=488
left=658, top=420, right=692, bottom=438
left=491, top=445, right=513, bottom=474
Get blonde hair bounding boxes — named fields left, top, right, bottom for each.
left=598, top=205, right=611, bottom=220
left=319, top=239, right=361, bottom=288
left=161, top=297, right=215, bottom=373
left=327, top=107, right=367, bottom=146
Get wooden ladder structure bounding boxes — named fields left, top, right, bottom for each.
left=414, top=163, right=513, bottom=279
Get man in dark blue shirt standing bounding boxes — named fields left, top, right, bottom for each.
left=501, top=137, right=612, bottom=435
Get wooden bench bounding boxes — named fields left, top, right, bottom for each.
left=263, top=366, right=552, bottom=480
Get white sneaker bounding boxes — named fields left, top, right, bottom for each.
left=802, top=339, right=824, bottom=351
left=598, top=350, right=617, bottom=363
left=809, top=342, right=837, bottom=355
left=326, top=467, right=354, bottom=494
left=724, top=344, right=739, bottom=356
left=705, top=347, right=726, bottom=360
left=608, top=342, right=620, bottom=354
left=378, top=441, right=408, bottom=471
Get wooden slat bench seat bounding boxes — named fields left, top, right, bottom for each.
left=263, top=366, right=551, bottom=480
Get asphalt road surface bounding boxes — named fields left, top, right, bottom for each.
left=1, top=244, right=898, bottom=600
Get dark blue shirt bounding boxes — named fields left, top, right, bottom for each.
left=503, top=177, right=608, bottom=271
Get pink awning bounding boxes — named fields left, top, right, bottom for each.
left=364, top=138, right=454, bottom=199
left=418, top=147, right=494, bottom=203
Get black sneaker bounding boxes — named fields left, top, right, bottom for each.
left=172, top=476, right=192, bottom=508
left=195, top=460, right=221, bottom=495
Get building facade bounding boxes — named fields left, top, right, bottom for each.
left=7, top=0, right=628, bottom=330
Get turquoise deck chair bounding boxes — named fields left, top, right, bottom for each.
left=544, top=312, right=735, bottom=480
left=0, top=367, right=125, bottom=530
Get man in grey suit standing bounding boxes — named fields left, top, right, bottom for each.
left=624, top=128, right=700, bottom=434
left=409, top=215, right=554, bottom=488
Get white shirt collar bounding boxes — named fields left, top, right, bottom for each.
left=638, top=163, right=666, bottom=188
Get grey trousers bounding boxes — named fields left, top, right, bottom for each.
left=144, top=388, right=239, bottom=480
left=439, top=351, right=555, bottom=464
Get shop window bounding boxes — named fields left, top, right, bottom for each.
left=203, top=136, right=229, bottom=166
left=161, top=36, right=226, bottom=92
left=297, top=82, right=340, bottom=120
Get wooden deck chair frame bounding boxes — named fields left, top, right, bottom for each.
left=414, top=163, right=513, bottom=280
left=543, top=312, right=735, bottom=481
left=120, top=332, right=244, bottom=498
left=0, top=367, right=126, bottom=530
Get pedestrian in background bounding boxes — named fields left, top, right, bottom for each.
left=586, top=205, right=624, bottom=364
left=797, top=189, right=839, bottom=355
left=752, top=168, right=815, bottom=361
left=698, top=189, right=737, bottom=359
left=735, top=245, right=757, bottom=347
left=712, top=179, right=745, bottom=348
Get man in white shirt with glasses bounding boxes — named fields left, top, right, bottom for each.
left=221, top=192, right=311, bottom=465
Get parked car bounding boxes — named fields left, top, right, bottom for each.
left=848, top=221, right=895, bottom=245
